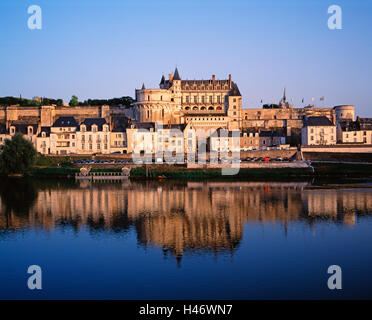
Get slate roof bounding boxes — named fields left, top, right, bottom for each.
left=81, top=118, right=107, bottom=131
left=305, top=116, right=334, bottom=126
left=38, top=127, right=51, bottom=137
left=10, top=123, right=38, bottom=135
left=52, top=116, right=79, bottom=127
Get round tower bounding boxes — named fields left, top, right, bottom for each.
left=334, top=105, right=355, bottom=122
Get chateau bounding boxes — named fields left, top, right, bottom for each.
left=134, top=68, right=242, bottom=132
left=0, top=67, right=363, bottom=154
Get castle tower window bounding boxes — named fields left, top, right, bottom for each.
left=194, top=96, right=198, bottom=103
left=209, top=96, right=213, bottom=103
left=162, top=109, right=164, bottom=118
left=148, top=95, right=150, bottom=101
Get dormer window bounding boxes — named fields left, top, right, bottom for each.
left=81, top=125, right=86, bottom=132
left=42, top=132, right=46, bottom=138
left=28, top=127, right=33, bottom=135
left=92, top=125, right=97, bottom=133
left=10, top=127, right=15, bottom=134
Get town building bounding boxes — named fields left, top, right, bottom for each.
left=337, top=117, right=372, bottom=144
left=301, top=116, right=336, bottom=146
left=77, top=118, right=110, bottom=154
left=50, top=116, right=79, bottom=155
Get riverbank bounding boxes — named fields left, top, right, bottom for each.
left=25, top=162, right=372, bottom=181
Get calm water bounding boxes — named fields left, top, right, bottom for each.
left=1, top=178, right=372, bottom=299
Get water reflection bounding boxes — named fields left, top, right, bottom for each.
left=1, top=179, right=372, bottom=259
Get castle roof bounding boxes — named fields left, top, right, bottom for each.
left=173, top=67, right=181, bottom=80
left=229, top=82, right=241, bottom=96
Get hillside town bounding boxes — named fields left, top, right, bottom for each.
left=0, top=68, right=369, bottom=158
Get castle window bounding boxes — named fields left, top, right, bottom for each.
left=147, top=110, right=150, bottom=118
left=217, top=96, right=221, bottom=103
left=148, top=96, right=150, bottom=101
left=160, top=96, right=163, bottom=101
left=186, top=96, right=189, bottom=103
left=209, top=96, right=213, bottom=103
left=194, top=96, right=198, bottom=103
left=162, top=109, right=164, bottom=118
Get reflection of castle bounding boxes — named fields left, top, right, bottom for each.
left=1, top=182, right=372, bottom=257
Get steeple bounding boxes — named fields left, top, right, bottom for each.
left=173, top=67, right=181, bottom=80
left=283, top=87, right=286, bottom=102
left=141, top=83, right=146, bottom=90
left=160, top=75, right=165, bottom=85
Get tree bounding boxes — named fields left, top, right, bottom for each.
left=0, top=133, right=37, bottom=175
left=69, top=95, right=79, bottom=106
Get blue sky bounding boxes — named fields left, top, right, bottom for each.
left=0, top=0, right=371, bottom=115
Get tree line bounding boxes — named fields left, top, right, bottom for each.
left=0, top=96, right=134, bottom=108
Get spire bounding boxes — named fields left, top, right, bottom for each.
left=173, top=67, right=181, bottom=80
left=141, top=83, right=146, bottom=90
left=283, top=87, right=286, bottom=102
left=160, top=75, right=165, bottom=85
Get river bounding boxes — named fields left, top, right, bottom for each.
left=1, top=178, right=372, bottom=299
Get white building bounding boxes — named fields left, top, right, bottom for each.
left=77, top=118, right=110, bottom=154
left=50, top=116, right=79, bottom=155
left=301, top=116, right=336, bottom=146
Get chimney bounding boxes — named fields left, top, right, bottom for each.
left=228, top=74, right=232, bottom=88
left=212, top=75, right=215, bottom=84
left=169, top=73, right=173, bottom=82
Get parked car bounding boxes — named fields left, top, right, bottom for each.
left=289, top=157, right=296, bottom=162
left=283, top=157, right=289, bottom=162
left=275, top=157, right=282, bottom=162
left=264, top=157, right=270, bottom=162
